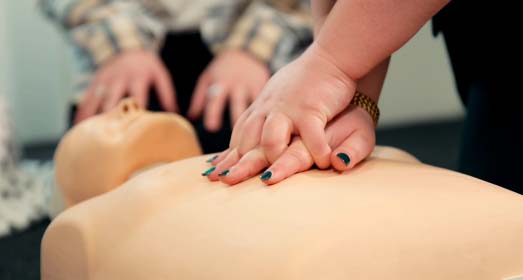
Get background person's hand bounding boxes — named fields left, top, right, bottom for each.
left=74, top=50, right=177, bottom=124
left=188, top=50, right=270, bottom=132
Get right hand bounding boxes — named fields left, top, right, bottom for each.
left=74, top=50, right=177, bottom=124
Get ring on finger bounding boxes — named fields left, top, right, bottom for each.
left=206, top=84, right=224, bottom=99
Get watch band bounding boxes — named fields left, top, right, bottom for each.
left=350, top=91, right=380, bottom=126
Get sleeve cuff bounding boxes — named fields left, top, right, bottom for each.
left=71, top=15, right=163, bottom=67
left=206, top=1, right=313, bottom=73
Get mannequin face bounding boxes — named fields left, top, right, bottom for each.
left=90, top=99, right=143, bottom=141
left=54, top=99, right=202, bottom=207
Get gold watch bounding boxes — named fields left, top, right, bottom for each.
left=350, top=91, right=380, bottom=126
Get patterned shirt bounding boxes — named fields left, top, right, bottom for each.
left=39, top=0, right=313, bottom=93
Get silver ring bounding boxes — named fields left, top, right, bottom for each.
left=206, top=84, right=224, bottom=98
left=94, top=85, right=107, bottom=98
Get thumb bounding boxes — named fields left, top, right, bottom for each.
left=330, top=128, right=375, bottom=172
left=297, top=116, right=332, bottom=169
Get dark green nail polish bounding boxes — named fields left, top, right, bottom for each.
left=218, top=169, right=230, bottom=176
left=337, top=153, right=351, bottom=166
left=260, top=170, right=272, bottom=181
left=206, top=155, right=218, bottom=163
left=201, top=166, right=216, bottom=176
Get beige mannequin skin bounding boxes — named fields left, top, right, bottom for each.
left=54, top=99, right=201, bottom=207
left=43, top=100, right=523, bottom=280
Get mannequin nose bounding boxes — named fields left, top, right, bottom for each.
left=117, top=98, right=141, bottom=115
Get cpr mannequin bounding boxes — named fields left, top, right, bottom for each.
left=42, top=100, right=523, bottom=280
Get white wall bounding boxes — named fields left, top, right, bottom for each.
left=0, top=0, right=12, bottom=101
left=2, top=0, right=73, bottom=144
left=1, top=2, right=462, bottom=144
left=379, top=23, right=464, bottom=127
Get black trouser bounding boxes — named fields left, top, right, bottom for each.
left=442, top=26, right=523, bottom=193
left=70, top=32, right=232, bottom=153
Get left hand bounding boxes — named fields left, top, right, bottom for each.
left=188, top=50, right=270, bottom=132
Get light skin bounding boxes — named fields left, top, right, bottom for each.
left=74, top=49, right=269, bottom=133
left=188, top=50, right=270, bottom=132
left=74, top=50, right=177, bottom=124
left=44, top=123, right=523, bottom=280
left=205, top=0, right=389, bottom=185
left=206, top=58, right=389, bottom=186
left=218, top=0, right=451, bottom=180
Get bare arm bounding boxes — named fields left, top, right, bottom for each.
left=311, top=0, right=336, bottom=36
left=312, top=0, right=390, bottom=102
left=314, top=0, right=449, bottom=80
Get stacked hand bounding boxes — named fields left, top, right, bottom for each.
left=205, top=104, right=375, bottom=185
left=202, top=44, right=378, bottom=185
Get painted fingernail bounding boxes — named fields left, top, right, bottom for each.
left=260, top=170, right=272, bottom=181
left=218, top=169, right=230, bottom=176
left=201, top=166, right=216, bottom=176
left=206, top=155, right=218, bottom=163
left=336, top=153, right=351, bottom=166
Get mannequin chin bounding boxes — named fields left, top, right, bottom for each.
left=54, top=99, right=201, bottom=208
left=43, top=100, right=523, bottom=280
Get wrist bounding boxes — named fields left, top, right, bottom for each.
left=215, top=49, right=270, bottom=76
left=306, top=43, right=358, bottom=96
left=220, top=49, right=263, bottom=64
left=356, top=86, right=380, bottom=104
left=100, top=48, right=150, bottom=67
left=219, top=40, right=272, bottom=70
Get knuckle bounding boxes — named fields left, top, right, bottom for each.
left=262, top=137, right=282, bottom=151
left=286, top=148, right=310, bottom=166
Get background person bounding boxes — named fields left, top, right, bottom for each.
left=40, top=0, right=314, bottom=153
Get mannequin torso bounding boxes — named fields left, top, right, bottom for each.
left=42, top=100, right=523, bottom=280
left=43, top=155, right=523, bottom=279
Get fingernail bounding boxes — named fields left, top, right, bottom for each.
left=206, top=155, right=218, bottom=163
left=260, top=170, right=272, bottom=181
left=201, top=166, right=216, bottom=176
left=218, top=169, right=230, bottom=176
left=336, top=153, right=351, bottom=166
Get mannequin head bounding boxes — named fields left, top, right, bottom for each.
left=54, top=99, right=202, bottom=207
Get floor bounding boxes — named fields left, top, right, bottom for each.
left=0, top=119, right=464, bottom=279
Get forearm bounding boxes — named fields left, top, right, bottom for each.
left=315, top=0, right=449, bottom=80
left=311, top=0, right=389, bottom=102
left=356, top=57, right=390, bottom=103
left=311, top=0, right=336, bottom=37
